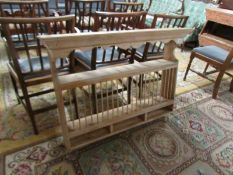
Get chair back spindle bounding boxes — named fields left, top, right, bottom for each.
left=0, top=15, right=75, bottom=79
left=113, top=1, right=144, bottom=12
left=72, top=0, right=105, bottom=32
left=136, top=13, right=189, bottom=61
left=80, top=11, right=147, bottom=69
left=93, top=11, right=146, bottom=31
left=0, top=0, right=49, bottom=17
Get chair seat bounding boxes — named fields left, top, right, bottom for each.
left=193, top=46, right=233, bottom=64
left=135, top=43, right=164, bottom=61
left=19, top=56, right=64, bottom=74
left=136, top=43, right=162, bottom=56
left=12, top=34, right=36, bottom=47
left=74, top=47, right=125, bottom=68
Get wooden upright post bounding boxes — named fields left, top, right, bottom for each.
left=161, top=40, right=178, bottom=109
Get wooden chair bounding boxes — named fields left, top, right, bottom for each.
left=183, top=45, right=233, bottom=99
left=127, top=13, right=188, bottom=98
left=0, top=15, right=77, bottom=134
left=72, top=0, right=106, bottom=32
left=0, top=0, right=50, bottom=41
left=74, top=11, right=146, bottom=70
left=73, top=11, right=147, bottom=113
left=73, top=11, right=147, bottom=73
left=134, top=13, right=188, bottom=62
left=112, top=1, right=144, bottom=12
left=0, top=0, right=49, bottom=17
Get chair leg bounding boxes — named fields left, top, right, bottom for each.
left=230, top=78, right=233, bottom=92
left=138, top=74, right=144, bottom=99
left=91, top=84, right=97, bottom=114
left=212, top=70, right=225, bottom=99
left=21, top=85, right=38, bottom=134
left=183, top=53, right=195, bottom=81
left=181, top=43, right=184, bottom=52
left=71, top=89, right=79, bottom=119
left=9, top=74, right=20, bottom=104
left=127, top=77, right=132, bottom=104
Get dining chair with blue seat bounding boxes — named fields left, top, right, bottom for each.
left=72, top=0, right=106, bottom=32
left=134, top=13, right=189, bottom=62
left=183, top=45, right=233, bottom=99
left=0, top=0, right=50, bottom=43
left=73, top=11, right=147, bottom=71
left=73, top=46, right=131, bottom=70
left=0, top=15, right=78, bottom=134
left=73, top=11, right=146, bottom=113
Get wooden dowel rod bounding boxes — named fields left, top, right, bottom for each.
left=100, top=82, right=104, bottom=121
left=88, top=85, right=93, bottom=123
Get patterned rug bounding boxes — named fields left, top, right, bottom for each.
left=4, top=83, right=233, bottom=175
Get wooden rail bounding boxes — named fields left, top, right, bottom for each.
left=39, top=28, right=192, bottom=150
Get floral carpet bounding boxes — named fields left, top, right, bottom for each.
left=1, top=38, right=233, bottom=174
left=4, top=81, right=233, bottom=175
